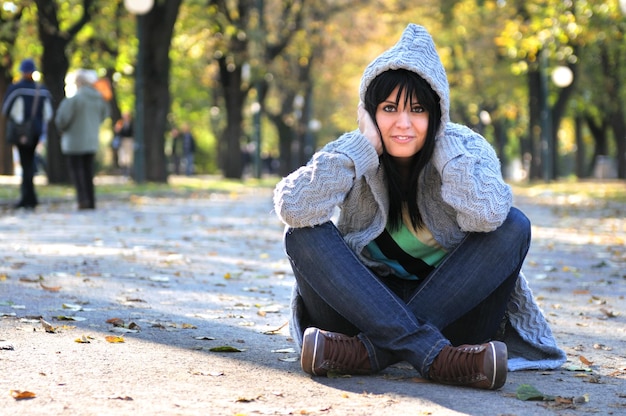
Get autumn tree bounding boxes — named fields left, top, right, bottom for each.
left=135, top=0, right=182, bottom=182
left=0, top=5, right=24, bottom=175
left=34, top=0, right=96, bottom=184
left=206, top=0, right=308, bottom=179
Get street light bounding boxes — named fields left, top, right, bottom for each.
left=551, top=66, right=573, bottom=88
left=548, top=65, right=574, bottom=180
left=124, top=0, right=154, bottom=183
left=539, top=50, right=574, bottom=182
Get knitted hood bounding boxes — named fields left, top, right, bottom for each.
left=359, top=24, right=450, bottom=130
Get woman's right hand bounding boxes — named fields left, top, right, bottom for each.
left=357, top=103, right=382, bottom=155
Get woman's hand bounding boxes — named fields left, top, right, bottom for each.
left=358, top=103, right=382, bottom=155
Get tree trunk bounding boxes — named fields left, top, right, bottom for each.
left=139, top=1, right=181, bottom=183
left=0, top=13, right=22, bottom=176
left=609, top=107, right=626, bottom=179
left=268, top=112, right=296, bottom=177
left=493, top=118, right=507, bottom=178
left=217, top=60, right=246, bottom=179
left=527, top=66, right=542, bottom=180
left=39, top=34, right=69, bottom=184
left=599, top=42, right=626, bottom=179
left=35, top=0, right=94, bottom=184
left=0, top=73, right=13, bottom=175
left=574, top=116, right=586, bottom=178
left=584, top=115, right=609, bottom=177
left=550, top=61, right=577, bottom=179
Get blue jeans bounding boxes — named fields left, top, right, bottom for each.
left=285, top=207, right=530, bottom=377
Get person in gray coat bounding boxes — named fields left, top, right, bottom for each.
left=55, top=70, right=109, bottom=210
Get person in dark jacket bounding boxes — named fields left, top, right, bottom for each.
left=55, top=69, right=109, bottom=210
left=171, top=123, right=196, bottom=176
left=1, top=58, right=53, bottom=210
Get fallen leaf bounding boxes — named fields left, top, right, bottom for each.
left=106, top=317, right=125, bottom=326
left=190, top=370, right=224, bottom=376
left=110, top=327, right=139, bottom=334
left=272, top=348, right=296, bottom=353
left=40, top=282, right=61, bottom=292
left=599, top=308, right=619, bottom=318
left=263, top=321, right=288, bottom=335
left=209, top=346, right=244, bottom=352
left=55, top=315, right=86, bottom=321
left=593, top=343, right=612, bottom=351
left=124, top=297, right=146, bottom=303
left=75, top=335, right=92, bottom=343
left=105, top=336, right=125, bottom=343
left=40, top=318, right=56, bottom=333
left=0, top=341, right=14, bottom=350
left=10, top=390, right=36, bottom=400
left=516, top=384, right=555, bottom=401
left=579, top=356, right=593, bottom=366
left=564, top=364, right=593, bottom=372
left=182, top=323, right=197, bottom=329
left=236, top=395, right=261, bottom=403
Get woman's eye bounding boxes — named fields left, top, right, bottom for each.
left=412, top=105, right=425, bottom=113
left=382, top=105, right=396, bottom=112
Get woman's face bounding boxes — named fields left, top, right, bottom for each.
left=375, top=86, right=429, bottom=163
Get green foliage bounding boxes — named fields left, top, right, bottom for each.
left=4, top=0, right=626, bottom=178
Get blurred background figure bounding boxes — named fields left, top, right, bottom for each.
left=171, top=122, right=196, bottom=175
left=113, top=111, right=134, bottom=176
left=55, top=69, right=109, bottom=210
left=1, top=58, right=53, bottom=210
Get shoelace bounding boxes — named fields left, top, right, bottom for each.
left=432, top=345, right=485, bottom=382
left=324, top=334, right=366, bottom=371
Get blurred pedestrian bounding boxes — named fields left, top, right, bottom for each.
left=1, top=58, right=53, bottom=210
left=114, top=112, right=134, bottom=175
left=172, top=123, right=196, bottom=175
left=55, top=69, right=109, bottom=210
left=167, top=127, right=180, bottom=174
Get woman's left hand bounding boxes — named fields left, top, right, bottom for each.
left=358, top=104, right=382, bottom=155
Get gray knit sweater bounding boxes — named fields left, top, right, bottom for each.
left=274, top=24, right=566, bottom=371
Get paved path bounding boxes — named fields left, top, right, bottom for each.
left=0, top=182, right=625, bottom=415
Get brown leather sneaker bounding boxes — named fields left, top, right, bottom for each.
left=429, top=341, right=507, bottom=390
left=301, top=327, right=372, bottom=376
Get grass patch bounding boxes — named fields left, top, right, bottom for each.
left=0, top=174, right=280, bottom=204
left=510, top=180, right=626, bottom=204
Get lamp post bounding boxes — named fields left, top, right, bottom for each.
left=539, top=47, right=574, bottom=182
left=124, top=0, right=154, bottom=183
left=251, top=100, right=262, bottom=178
left=549, top=65, right=574, bottom=180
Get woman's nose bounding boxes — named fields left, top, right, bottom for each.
left=395, top=111, right=411, bottom=128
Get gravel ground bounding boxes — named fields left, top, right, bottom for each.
left=0, top=179, right=625, bottom=416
